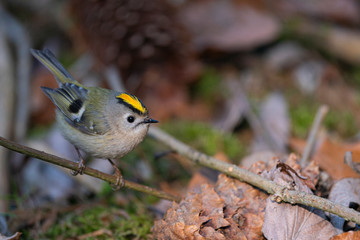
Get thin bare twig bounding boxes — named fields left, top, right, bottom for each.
left=344, top=151, right=360, bottom=175
left=300, top=105, right=329, bottom=167
left=0, top=136, right=179, bottom=202
left=148, top=127, right=360, bottom=224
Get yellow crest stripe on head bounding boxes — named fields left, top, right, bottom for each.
left=116, top=93, right=147, bottom=114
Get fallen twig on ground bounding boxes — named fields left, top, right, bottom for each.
left=148, top=127, right=360, bottom=224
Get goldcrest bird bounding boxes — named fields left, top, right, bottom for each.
left=31, top=48, right=158, bottom=188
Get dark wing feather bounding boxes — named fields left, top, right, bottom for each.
left=41, top=83, right=109, bottom=135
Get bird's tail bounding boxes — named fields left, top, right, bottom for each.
left=30, top=48, right=79, bottom=86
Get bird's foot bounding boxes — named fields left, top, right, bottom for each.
left=71, top=157, right=86, bottom=176
left=108, top=159, right=125, bottom=190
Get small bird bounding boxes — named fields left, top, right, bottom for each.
left=31, top=48, right=158, bottom=188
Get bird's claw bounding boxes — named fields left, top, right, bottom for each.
left=71, top=158, right=86, bottom=176
left=108, top=159, right=125, bottom=190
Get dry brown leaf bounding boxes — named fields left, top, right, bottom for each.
left=298, top=21, right=360, bottom=65
left=30, top=69, right=58, bottom=125
left=330, top=231, right=360, bottom=240
left=248, top=153, right=319, bottom=190
left=290, top=137, right=360, bottom=180
left=286, top=153, right=320, bottom=190
left=273, top=0, right=360, bottom=25
left=179, top=1, right=279, bottom=51
left=289, top=137, right=308, bottom=155
left=314, top=139, right=360, bottom=180
left=328, top=178, right=360, bottom=233
left=153, top=173, right=268, bottom=239
left=261, top=161, right=337, bottom=240
left=154, top=154, right=320, bottom=239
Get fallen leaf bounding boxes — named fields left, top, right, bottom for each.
left=286, top=153, right=320, bottom=190
left=296, top=20, right=360, bottom=65
left=313, top=139, right=360, bottom=180
left=293, top=60, right=325, bottom=95
left=252, top=92, right=290, bottom=153
left=179, top=1, right=279, bottom=51
left=328, top=178, right=360, bottom=234
left=213, top=73, right=247, bottom=132
left=330, top=231, right=360, bottom=240
left=290, top=137, right=360, bottom=180
left=261, top=161, right=337, bottom=240
left=154, top=154, right=320, bottom=239
left=273, top=0, right=360, bottom=25
left=264, top=41, right=309, bottom=71
left=248, top=153, right=319, bottom=190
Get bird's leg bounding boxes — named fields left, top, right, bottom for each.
left=71, top=147, right=86, bottom=176
left=107, top=159, right=125, bottom=190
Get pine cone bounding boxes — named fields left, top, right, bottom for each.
left=69, top=0, right=199, bottom=83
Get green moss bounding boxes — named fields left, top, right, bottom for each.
left=191, top=68, right=222, bottom=101
left=162, top=121, right=246, bottom=161
left=27, top=124, right=54, bottom=139
left=290, top=103, right=317, bottom=138
left=41, top=205, right=153, bottom=239
left=350, top=67, right=360, bottom=86
left=290, top=102, right=357, bottom=138
left=324, top=110, right=357, bottom=138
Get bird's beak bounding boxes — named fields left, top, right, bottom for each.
left=143, top=117, right=159, bottom=124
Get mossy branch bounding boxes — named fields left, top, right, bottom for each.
left=148, top=127, right=360, bottom=225
left=0, top=136, right=179, bottom=202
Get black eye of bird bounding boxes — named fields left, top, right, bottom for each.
left=127, top=116, right=135, bottom=123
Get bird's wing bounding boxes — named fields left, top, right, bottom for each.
left=41, top=83, right=110, bottom=135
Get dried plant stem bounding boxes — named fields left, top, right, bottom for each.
left=300, top=105, right=329, bottom=167
left=344, top=151, right=360, bottom=175
left=0, top=136, right=179, bottom=202
left=148, top=127, right=360, bottom=224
